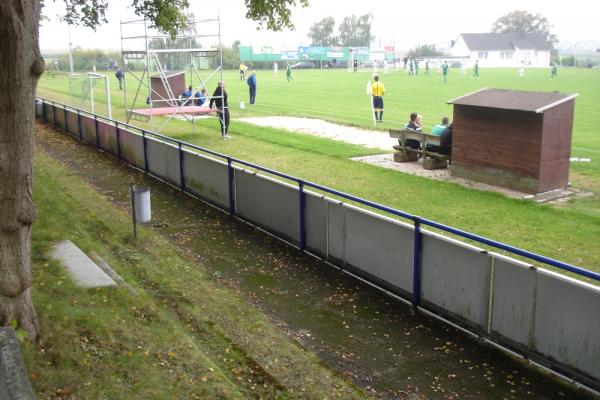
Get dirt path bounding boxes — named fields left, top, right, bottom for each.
left=35, top=122, right=595, bottom=400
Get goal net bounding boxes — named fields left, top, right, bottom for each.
left=68, top=72, right=112, bottom=118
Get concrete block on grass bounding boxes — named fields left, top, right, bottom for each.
left=50, top=240, right=116, bottom=288
left=0, top=327, right=34, bottom=400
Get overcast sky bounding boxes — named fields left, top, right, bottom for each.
left=39, top=0, right=598, bottom=52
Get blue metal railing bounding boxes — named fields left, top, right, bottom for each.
left=37, top=97, right=600, bottom=294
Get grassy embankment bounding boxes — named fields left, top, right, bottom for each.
left=22, top=142, right=368, bottom=399
left=36, top=68, right=600, bottom=274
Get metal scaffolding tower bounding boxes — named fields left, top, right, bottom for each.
left=120, top=16, right=224, bottom=133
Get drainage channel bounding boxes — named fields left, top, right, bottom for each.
left=35, top=123, right=597, bottom=400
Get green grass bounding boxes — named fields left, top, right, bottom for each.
left=36, top=68, right=600, bottom=274
left=23, top=141, right=369, bottom=399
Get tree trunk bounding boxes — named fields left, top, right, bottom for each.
left=0, top=0, right=45, bottom=340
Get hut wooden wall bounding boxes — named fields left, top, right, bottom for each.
left=539, top=100, right=574, bottom=192
left=150, top=73, right=185, bottom=107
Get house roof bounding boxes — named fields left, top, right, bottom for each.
left=458, top=32, right=553, bottom=51
left=447, top=88, right=578, bottom=113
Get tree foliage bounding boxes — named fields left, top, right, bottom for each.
left=307, top=17, right=337, bottom=46
left=62, top=0, right=190, bottom=37
left=244, top=0, right=309, bottom=31
left=407, top=44, right=445, bottom=59
left=491, top=10, right=557, bottom=48
left=337, top=14, right=373, bottom=47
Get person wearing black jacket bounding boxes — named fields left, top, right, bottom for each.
left=209, top=81, right=229, bottom=137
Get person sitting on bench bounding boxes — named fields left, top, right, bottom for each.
left=427, top=116, right=450, bottom=152
left=194, top=88, right=208, bottom=106
left=403, top=112, right=422, bottom=149
left=180, top=86, right=193, bottom=105
left=439, top=123, right=453, bottom=157
left=431, top=116, right=449, bottom=136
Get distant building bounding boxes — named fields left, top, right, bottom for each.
left=450, top=32, right=552, bottom=68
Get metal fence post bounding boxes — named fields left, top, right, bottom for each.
left=52, top=102, right=57, bottom=129
left=115, top=122, right=121, bottom=160
left=412, top=217, right=423, bottom=309
left=227, top=158, right=235, bottom=216
left=178, top=142, right=185, bottom=192
left=94, top=115, right=100, bottom=149
left=63, top=107, right=68, bottom=133
left=142, top=130, right=148, bottom=172
left=77, top=110, right=82, bottom=140
left=299, top=181, right=306, bottom=251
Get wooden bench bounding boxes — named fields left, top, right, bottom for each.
left=389, top=129, right=450, bottom=170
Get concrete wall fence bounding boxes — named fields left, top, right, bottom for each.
left=36, top=98, right=600, bottom=392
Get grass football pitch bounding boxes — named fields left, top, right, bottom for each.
left=37, top=66, right=600, bottom=275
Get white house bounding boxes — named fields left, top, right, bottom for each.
left=450, top=33, right=552, bottom=68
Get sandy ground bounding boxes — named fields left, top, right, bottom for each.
left=237, top=116, right=397, bottom=150
left=238, top=116, right=586, bottom=203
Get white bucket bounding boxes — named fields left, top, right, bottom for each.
left=133, top=187, right=151, bottom=223
left=240, top=101, right=245, bottom=109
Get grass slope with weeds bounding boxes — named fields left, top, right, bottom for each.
left=23, top=146, right=369, bottom=399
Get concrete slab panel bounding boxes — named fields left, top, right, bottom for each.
left=235, top=170, right=299, bottom=242
left=0, top=328, right=35, bottom=399
left=96, top=120, right=118, bottom=155
left=327, top=202, right=414, bottom=293
left=326, top=200, right=345, bottom=261
left=145, top=137, right=181, bottom=186
left=66, top=110, right=80, bottom=137
left=50, top=240, right=116, bottom=288
left=534, top=269, right=600, bottom=380
left=183, top=151, right=229, bottom=208
left=80, top=115, right=97, bottom=144
left=421, top=232, right=490, bottom=327
left=43, top=102, right=54, bottom=123
left=490, top=254, right=536, bottom=345
left=304, top=190, right=328, bottom=256
left=118, top=129, right=145, bottom=169
left=54, top=106, right=66, bottom=131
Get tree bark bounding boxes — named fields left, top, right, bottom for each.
left=0, top=0, right=45, bottom=340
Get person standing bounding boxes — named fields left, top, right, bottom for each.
left=247, top=70, right=257, bottom=105
left=209, top=81, right=230, bottom=137
left=414, top=59, right=419, bottom=76
left=425, top=60, right=430, bottom=75
left=239, top=63, right=247, bottom=81
left=442, top=61, right=449, bottom=83
left=353, top=58, right=358, bottom=72
left=472, top=60, right=479, bottom=79
left=115, top=67, right=124, bottom=90
left=519, top=60, right=526, bottom=78
left=408, top=58, right=414, bottom=75
left=273, top=62, right=279, bottom=76
left=286, top=63, right=293, bottom=81
left=551, top=62, right=557, bottom=79
left=371, top=74, right=385, bottom=123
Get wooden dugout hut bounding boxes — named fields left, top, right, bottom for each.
left=447, top=88, right=578, bottom=194
left=150, top=71, right=185, bottom=107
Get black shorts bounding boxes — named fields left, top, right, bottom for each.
left=373, top=96, right=384, bottom=109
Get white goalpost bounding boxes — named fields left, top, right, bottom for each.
left=68, top=72, right=112, bottom=119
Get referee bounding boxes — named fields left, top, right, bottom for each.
left=372, top=74, right=385, bottom=123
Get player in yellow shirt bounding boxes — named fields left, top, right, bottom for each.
left=239, top=63, right=248, bottom=81
left=371, top=75, right=385, bottom=122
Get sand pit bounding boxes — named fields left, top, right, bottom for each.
left=237, top=116, right=397, bottom=150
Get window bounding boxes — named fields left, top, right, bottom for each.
left=501, top=51, right=514, bottom=59
left=478, top=51, right=488, bottom=59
